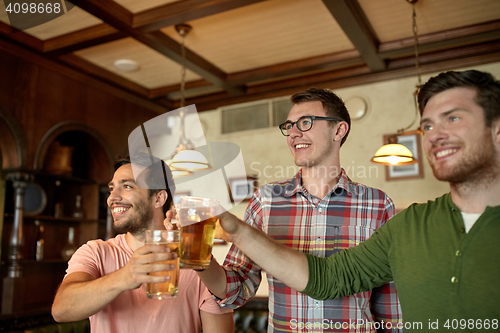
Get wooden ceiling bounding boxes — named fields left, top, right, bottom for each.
left=1, top=0, right=500, bottom=113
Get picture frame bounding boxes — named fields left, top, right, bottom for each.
left=383, top=133, right=424, bottom=181
left=228, top=175, right=258, bottom=203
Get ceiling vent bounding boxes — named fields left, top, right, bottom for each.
left=221, top=97, right=292, bottom=134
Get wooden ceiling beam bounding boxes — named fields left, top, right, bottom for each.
left=386, top=40, right=500, bottom=70
left=149, top=50, right=365, bottom=102
left=186, top=50, right=500, bottom=112
left=184, top=65, right=372, bottom=111
left=141, top=30, right=244, bottom=96
left=134, top=0, right=267, bottom=32
left=0, top=21, right=44, bottom=51
left=2, top=0, right=498, bottom=112
left=151, top=51, right=365, bottom=102
left=43, top=24, right=127, bottom=56
left=245, top=66, right=372, bottom=96
left=379, top=20, right=500, bottom=59
left=149, top=79, right=212, bottom=99
left=70, top=0, right=133, bottom=29
left=70, top=0, right=244, bottom=97
left=321, top=0, right=386, bottom=72
left=152, top=96, right=176, bottom=110
left=227, top=50, right=363, bottom=85
left=149, top=37, right=500, bottom=104
left=37, top=0, right=267, bottom=55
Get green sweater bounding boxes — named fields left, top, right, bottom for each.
left=303, top=193, right=500, bottom=331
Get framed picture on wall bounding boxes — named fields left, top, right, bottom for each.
left=383, top=133, right=424, bottom=181
left=228, top=175, right=258, bottom=203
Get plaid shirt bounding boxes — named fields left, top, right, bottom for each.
left=219, top=169, right=403, bottom=332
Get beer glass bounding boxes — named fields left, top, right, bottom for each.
left=178, top=196, right=219, bottom=270
left=145, top=230, right=180, bottom=299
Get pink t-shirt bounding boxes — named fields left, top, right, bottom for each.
left=65, top=234, right=231, bottom=333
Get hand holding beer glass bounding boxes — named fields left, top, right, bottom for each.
left=145, top=230, right=180, bottom=299
left=178, top=196, right=219, bottom=270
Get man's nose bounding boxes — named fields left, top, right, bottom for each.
left=288, top=123, right=302, bottom=138
left=425, top=123, right=448, bottom=144
left=107, top=189, right=122, bottom=205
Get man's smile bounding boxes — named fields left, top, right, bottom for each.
left=432, top=147, right=459, bottom=160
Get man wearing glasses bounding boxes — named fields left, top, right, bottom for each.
left=192, top=88, right=402, bottom=332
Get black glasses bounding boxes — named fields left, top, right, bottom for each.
left=279, top=116, right=342, bottom=136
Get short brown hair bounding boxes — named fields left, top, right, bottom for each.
left=291, top=88, right=351, bottom=146
left=418, top=70, right=500, bottom=127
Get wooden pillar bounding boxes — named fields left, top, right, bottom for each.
left=2, top=171, right=31, bottom=314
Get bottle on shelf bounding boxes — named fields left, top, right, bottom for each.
left=61, top=227, right=78, bottom=261
left=54, top=180, right=63, bottom=218
left=73, top=195, right=84, bottom=218
left=34, top=220, right=44, bottom=261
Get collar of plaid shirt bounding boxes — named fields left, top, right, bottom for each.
left=284, top=168, right=358, bottom=198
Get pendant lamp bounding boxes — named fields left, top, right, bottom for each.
left=371, top=0, right=423, bottom=166
left=168, top=24, right=210, bottom=174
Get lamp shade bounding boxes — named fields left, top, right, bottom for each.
left=162, top=159, right=194, bottom=178
left=170, top=149, right=210, bottom=171
left=171, top=169, right=194, bottom=178
left=371, top=143, right=417, bottom=166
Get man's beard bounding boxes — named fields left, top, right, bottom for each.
left=112, top=199, right=154, bottom=236
left=428, top=132, right=498, bottom=184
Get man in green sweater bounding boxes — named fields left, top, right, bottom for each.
left=212, top=70, right=500, bottom=331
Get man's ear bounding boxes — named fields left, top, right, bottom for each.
left=154, top=190, right=168, bottom=208
left=493, top=118, right=500, bottom=145
left=334, top=121, right=349, bottom=143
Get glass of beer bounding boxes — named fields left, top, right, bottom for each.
left=178, top=196, right=219, bottom=270
left=144, top=230, right=180, bottom=299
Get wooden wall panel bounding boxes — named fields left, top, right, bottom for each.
left=0, top=50, right=164, bottom=318
left=0, top=51, right=161, bottom=176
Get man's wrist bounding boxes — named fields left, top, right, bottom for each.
left=231, top=218, right=249, bottom=247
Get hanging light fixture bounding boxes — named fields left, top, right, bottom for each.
left=371, top=135, right=416, bottom=165
left=164, top=159, right=194, bottom=178
left=168, top=23, right=211, bottom=173
left=371, top=0, right=423, bottom=166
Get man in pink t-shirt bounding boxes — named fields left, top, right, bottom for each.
left=52, top=156, right=233, bottom=333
